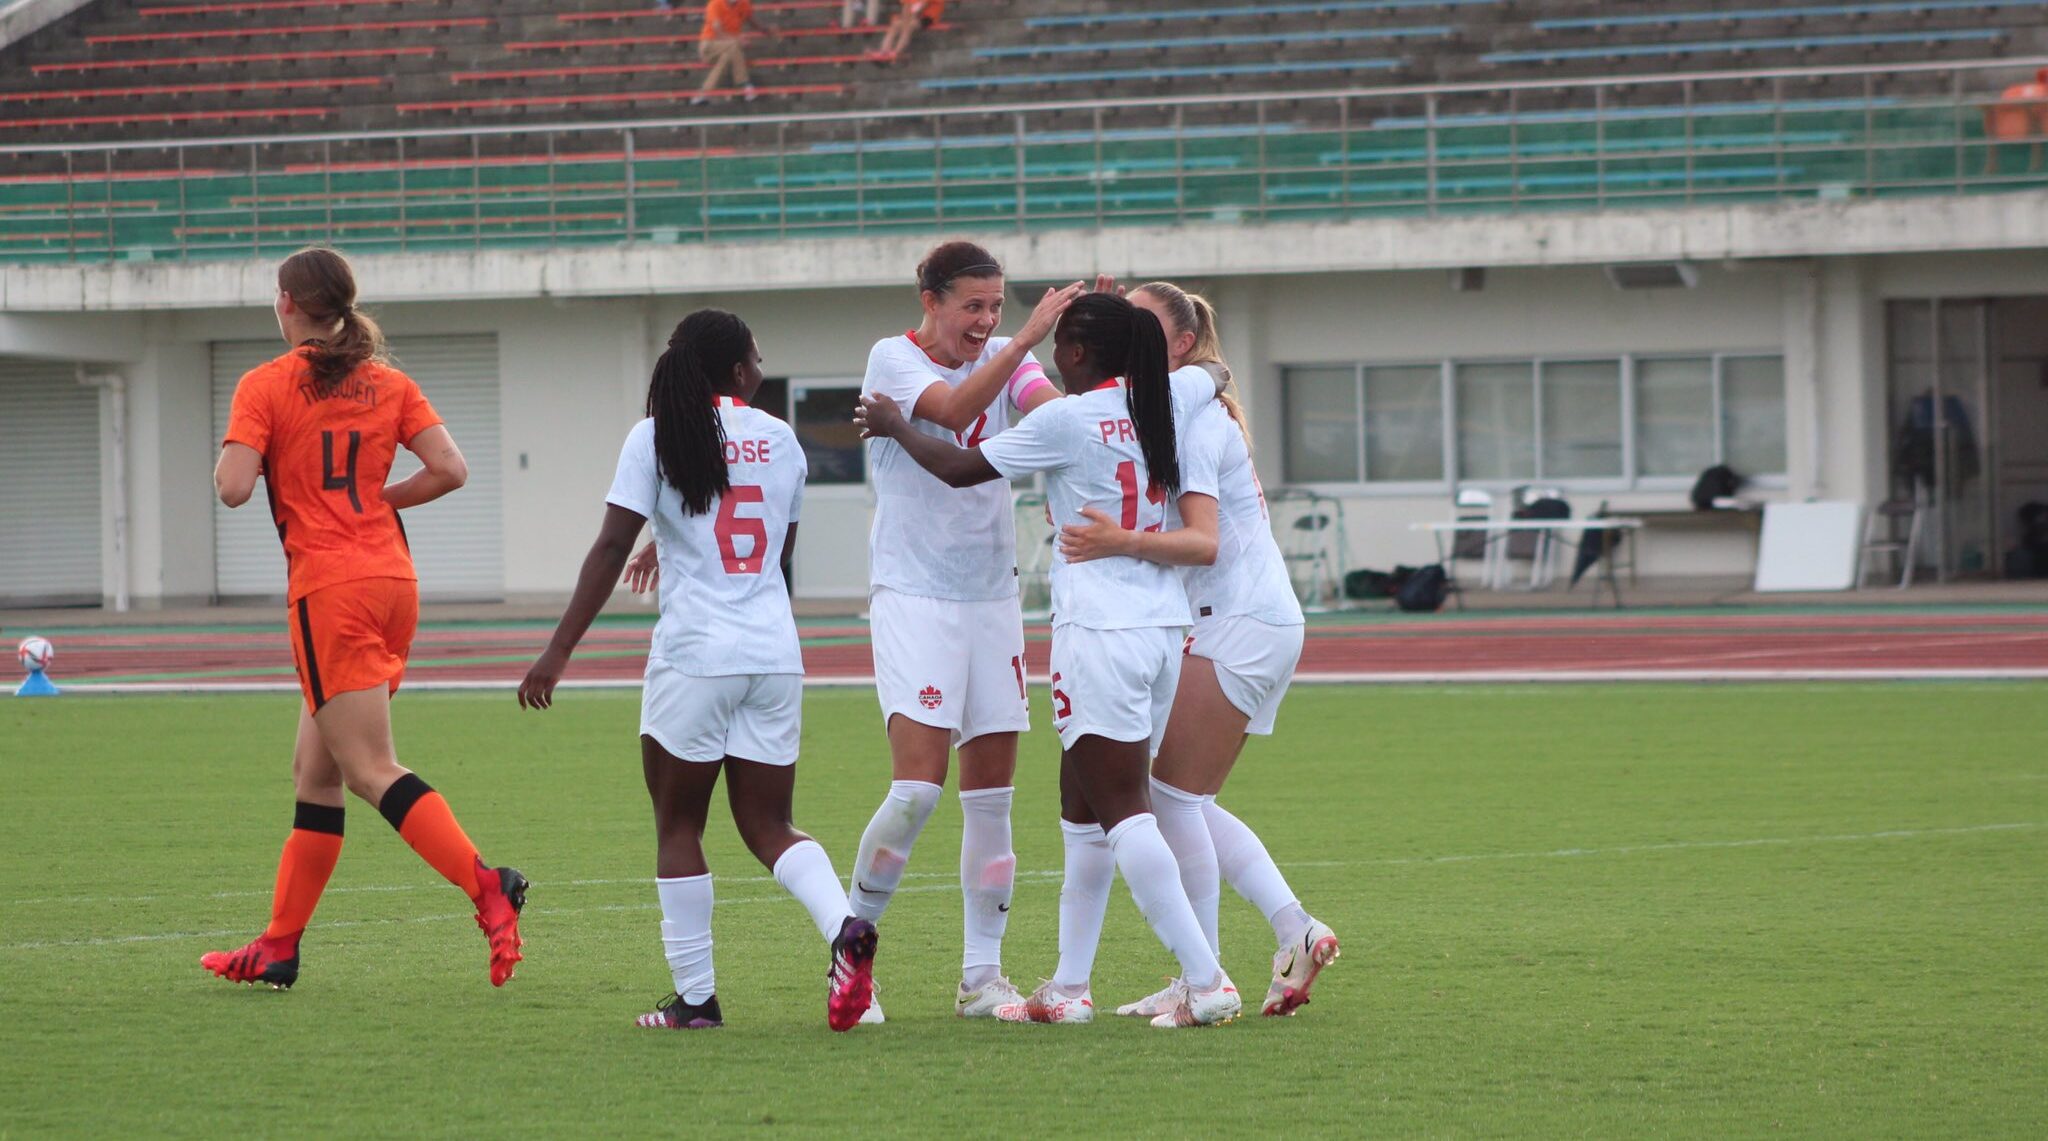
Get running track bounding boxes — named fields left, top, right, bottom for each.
left=18, top=607, right=2048, bottom=690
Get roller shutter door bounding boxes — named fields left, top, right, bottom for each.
left=0, top=360, right=101, bottom=606
left=211, top=336, right=503, bottom=600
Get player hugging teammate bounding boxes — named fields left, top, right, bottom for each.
left=856, top=265, right=1338, bottom=1027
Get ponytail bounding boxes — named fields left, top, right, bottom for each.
left=647, top=309, right=755, bottom=516
left=1124, top=305, right=1180, bottom=498
left=1135, top=280, right=1250, bottom=453
left=1058, top=292, right=1180, bottom=497
left=278, top=246, right=386, bottom=396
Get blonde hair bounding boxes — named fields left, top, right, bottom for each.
left=1134, top=280, right=1251, bottom=452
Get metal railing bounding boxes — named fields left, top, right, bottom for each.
left=2, top=56, right=2046, bottom=263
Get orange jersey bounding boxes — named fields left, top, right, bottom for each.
left=702, top=0, right=750, bottom=39
left=224, top=347, right=442, bottom=603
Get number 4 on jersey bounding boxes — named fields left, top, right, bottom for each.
left=715, top=485, right=768, bottom=574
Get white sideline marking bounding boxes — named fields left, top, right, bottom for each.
left=3, top=822, right=2037, bottom=951
left=43, top=666, right=2048, bottom=698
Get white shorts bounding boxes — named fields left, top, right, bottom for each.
left=1049, top=624, right=1182, bottom=752
left=869, top=587, right=1030, bottom=746
left=1186, top=616, right=1304, bottom=736
left=640, top=657, right=802, bottom=766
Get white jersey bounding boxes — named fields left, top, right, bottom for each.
left=605, top=401, right=806, bottom=677
left=979, top=375, right=1211, bottom=631
left=863, top=332, right=1049, bottom=601
left=1178, top=402, right=1304, bottom=628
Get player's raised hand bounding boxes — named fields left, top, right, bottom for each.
left=622, top=541, right=659, bottom=594
left=516, top=649, right=567, bottom=710
left=855, top=392, right=908, bottom=439
left=1091, top=273, right=1126, bottom=297
left=1057, top=506, right=1135, bottom=563
left=1014, top=281, right=1086, bottom=346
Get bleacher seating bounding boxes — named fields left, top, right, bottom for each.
left=0, top=0, right=2044, bottom=262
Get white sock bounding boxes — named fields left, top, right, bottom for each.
left=847, top=779, right=942, bottom=921
left=1203, top=799, right=1305, bottom=945
left=958, top=786, right=1015, bottom=986
left=1150, top=777, right=1222, bottom=957
left=1106, top=813, right=1222, bottom=990
left=773, top=839, right=852, bottom=944
left=1051, top=819, right=1114, bottom=993
left=656, top=874, right=715, bottom=1003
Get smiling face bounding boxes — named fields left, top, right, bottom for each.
left=919, top=274, right=1005, bottom=366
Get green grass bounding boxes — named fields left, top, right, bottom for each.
left=2, top=684, right=2044, bottom=1137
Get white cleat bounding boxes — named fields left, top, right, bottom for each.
left=1263, top=920, right=1340, bottom=1017
left=859, top=987, right=886, bottom=1025
left=994, top=980, right=1094, bottom=1024
left=956, top=975, right=1025, bottom=1019
left=1114, top=976, right=1186, bottom=1018
left=1150, top=970, right=1242, bottom=1028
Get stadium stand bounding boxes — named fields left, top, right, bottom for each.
left=0, top=0, right=2045, bottom=261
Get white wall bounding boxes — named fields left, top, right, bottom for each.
left=12, top=246, right=2048, bottom=606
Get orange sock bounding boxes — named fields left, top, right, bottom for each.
left=262, top=802, right=346, bottom=942
left=378, top=773, right=483, bottom=902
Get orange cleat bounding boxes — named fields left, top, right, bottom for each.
left=473, top=861, right=528, bottom=987
left=200, top=933, right=300, bottom=990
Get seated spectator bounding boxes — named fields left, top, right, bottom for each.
left=690, top=0, right=780, bottom=103
left=875, top=0, right=943, bottom=63
left=1983, top=68, right=2048, bottom=173
left=842, top=0, right=882, bottom=29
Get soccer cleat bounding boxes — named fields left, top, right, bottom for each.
left=1263, top=920, right=1340, bottom=1017
left=199, top=933, right=300, bottom=990
left=1150, top=970, right=1242, bottom=1028
left=994, top=980, right=1094, bottom=1024
left=636, top=992, right=723, bottom=1030
left=859, top=988, right=885, bottom=1025
left=827, top=917, right=879, bottom=1032
left=1114, top=976, right=1186, bottom=1019
left=955, top=975, right=1025, bottom=1019
left=473, top=861, right=528, bottom=988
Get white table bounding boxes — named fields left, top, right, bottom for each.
left=1410, top=518, right=1644, bottom=607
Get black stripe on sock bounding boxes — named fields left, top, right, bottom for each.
left=293, top=801, right=345, bottom=836
left=377, top=773, right=433, bottom=832
left=295, top=597, right=327, bottom=710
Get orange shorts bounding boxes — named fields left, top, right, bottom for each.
left=288, top=576, right=419, bottom=713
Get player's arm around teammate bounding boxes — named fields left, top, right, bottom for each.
left=201, top=247, right=526, bottom=994
left=840, top=242, right=1085, bottom=1023
left=859, top=293, right=1244, bottom=1028
left=518, top=311, right=877, bottom=1033
left=1061, top=282, right=1340, bottom=1020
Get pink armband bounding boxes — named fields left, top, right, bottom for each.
left=1007, top=361, right=1052, bottom=408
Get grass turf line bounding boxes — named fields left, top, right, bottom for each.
left=1, top=684, right=2043, bottom=1136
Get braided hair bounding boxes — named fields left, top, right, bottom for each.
left=1057, top=292, right=1179, bottom=497
left=648, top=309, right=754, bottom=516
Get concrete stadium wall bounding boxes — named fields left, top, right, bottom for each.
left=4, top=200, right=2045, bottom=608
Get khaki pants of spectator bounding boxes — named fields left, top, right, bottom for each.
left=699, top=36, right=749, bottom=91
left=841, top=0, right=881, bottom=27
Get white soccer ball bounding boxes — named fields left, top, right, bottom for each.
left=17, top=636, right=54, bottom=672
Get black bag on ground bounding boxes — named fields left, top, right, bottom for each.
left=1691, top=464, right=1743, bottom=510
left=1344, top=568, right=1397, bottom=600
left=1395, top=564, right=1449, bottom=612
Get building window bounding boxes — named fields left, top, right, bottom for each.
left=1283, top=353, right=1786, bottom=488
left=750, top=378, right=867, bottom=485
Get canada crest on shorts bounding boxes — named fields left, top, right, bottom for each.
left=918, top=685, right=943, bottom=710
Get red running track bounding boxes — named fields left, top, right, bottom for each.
left=18, top=609, right=2048, bottom=687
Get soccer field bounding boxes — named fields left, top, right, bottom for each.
left=2, top=684, right=2043, bottom=1137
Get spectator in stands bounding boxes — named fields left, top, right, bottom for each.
left=1983, top=68, right=2048, bottom=174
left=688, top=0, right=779, bottom=103
left=875, top=0, right=943, bottom=63
left=842, top=0, right=882, bottom=29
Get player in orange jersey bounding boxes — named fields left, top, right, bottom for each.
left=200, top=247, right=526, bottom=991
